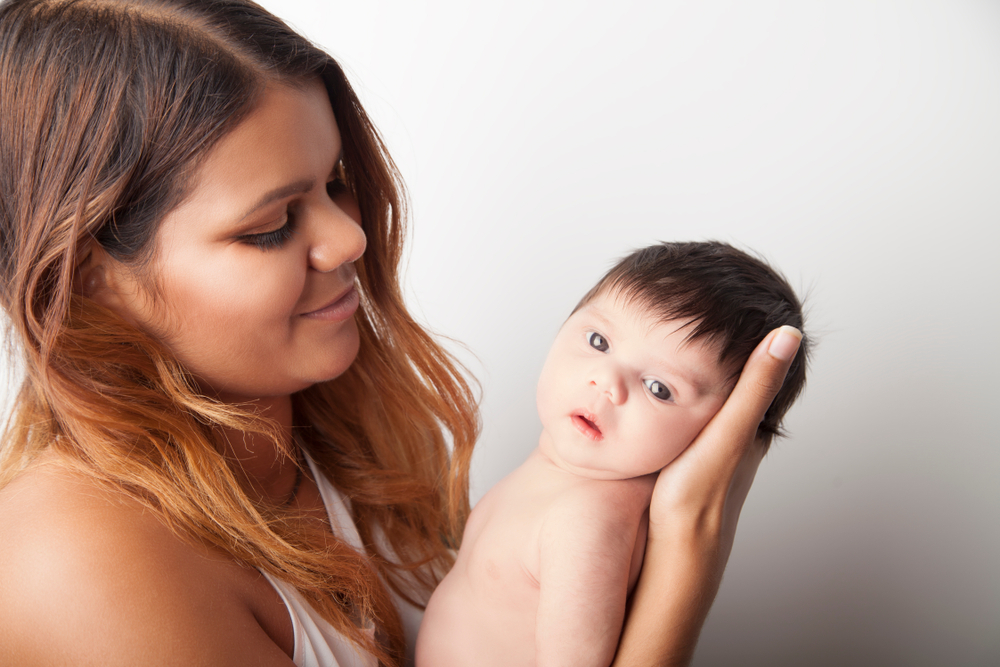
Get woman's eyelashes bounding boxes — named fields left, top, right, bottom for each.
left=586, top=331, right=609, bottom=352
left=238, top=167, right=349, bottom=251
left=643, top=378, right=674, bottom=402
left=327, top=160, right=349, bottom=197
left=238, top=213, right=295, bottom=250
left=326, top=177, right=347, bottom=198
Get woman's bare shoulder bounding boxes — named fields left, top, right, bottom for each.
left=0, top=457, right=294, bottom=666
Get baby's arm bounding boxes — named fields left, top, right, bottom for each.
left=536, top=485, right=647, bottom=667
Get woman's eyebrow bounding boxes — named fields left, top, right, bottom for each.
left=238, top=179, right=314, bottom=222
left=237, top=150, right=345, bottom=223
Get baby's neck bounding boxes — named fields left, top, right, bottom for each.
left=534, top=433, right=659, bottom=485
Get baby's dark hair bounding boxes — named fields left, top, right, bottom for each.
left=574, top=241, right=809, bottom=447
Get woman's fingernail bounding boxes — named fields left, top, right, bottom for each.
left=768, top=326, right=802, bottom=361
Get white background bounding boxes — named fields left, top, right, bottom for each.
left=5, top=1, right=999, bottom=665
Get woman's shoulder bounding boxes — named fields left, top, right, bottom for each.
left=0, top=455, right=294, bottom=666
left=1, top=456, right=175, bottom=551
left=0, top=455, right=181, bottom=567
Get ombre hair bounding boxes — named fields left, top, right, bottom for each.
left=575, top=241, right=809, bottom=447
left=0, top=1, right=478, bottom=663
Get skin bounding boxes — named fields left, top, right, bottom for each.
left=0, top=72, right=804, bottom=666
left=417, top=292, right=732, bottom=667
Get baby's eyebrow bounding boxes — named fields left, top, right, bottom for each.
left=588, top=310, right=616, bottom=333
left=649, top=352, right=721, bottom=397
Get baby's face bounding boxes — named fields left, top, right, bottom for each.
left=536, top=290, right=731, bottom=480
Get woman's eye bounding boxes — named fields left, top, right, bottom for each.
left=326, top=177, right=348, bottom=197
left=587, top=332, right=609, bottom=352
left=644, top=379, right=673, bottom=401
left=327, top=161, right=349, bottom=197
left=238, top=216, right=294, bottom=250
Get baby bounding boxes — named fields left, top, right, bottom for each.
left=416, top=241, right=808, bottom=667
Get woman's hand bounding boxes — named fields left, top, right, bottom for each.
left=612, top=326, right=803, bottom=667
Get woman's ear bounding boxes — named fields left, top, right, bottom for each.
left=73, top=239, right=131, bottom=311
left=74, top=239, right=105, bottom=298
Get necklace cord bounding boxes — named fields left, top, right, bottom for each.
left=284, top=436, right=305, bottom=507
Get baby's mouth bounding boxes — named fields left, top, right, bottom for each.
left=571, top=412, right=603, bottom=441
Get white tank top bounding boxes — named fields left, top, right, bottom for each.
left=262, top=453, right=424, bottom=667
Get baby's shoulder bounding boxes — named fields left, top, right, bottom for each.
left=534, top=478, right=651, bottom=564
left=545, top=477, right=653, bottom=530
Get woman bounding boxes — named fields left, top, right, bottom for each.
left=0, top=1, right=801, bottom=665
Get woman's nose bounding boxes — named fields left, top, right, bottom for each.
left=590, top=369, right=627, bottom=405
left=308, top=197, right=366, bottom=273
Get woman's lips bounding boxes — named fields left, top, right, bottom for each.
left=300, top=285, right=360, bottom=321
left=571, top=412, right=603, bottom=441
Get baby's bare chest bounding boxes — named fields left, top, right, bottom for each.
left=458, top=465, right=653, bottom=600
left=459, top=479, right=550, bottom=597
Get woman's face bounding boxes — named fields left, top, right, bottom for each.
left=94, top=80, right=367, bottom=403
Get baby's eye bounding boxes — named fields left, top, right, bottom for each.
left=586, top=332, right=609, bottom=352
left=644, top=379, right=673, bottom=402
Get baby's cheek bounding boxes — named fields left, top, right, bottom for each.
left=535, top=380, right=554, bottom=425
left=652, top=439, right=690, bottom=472
left=534, top=361, right=558, bottom=420
left=700, top=397, right=728, bottom=428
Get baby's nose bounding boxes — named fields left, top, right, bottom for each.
left=590, top=371, right=627, bottom=405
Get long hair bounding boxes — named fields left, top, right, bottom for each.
left=0, top=1, right=478, bottom=663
